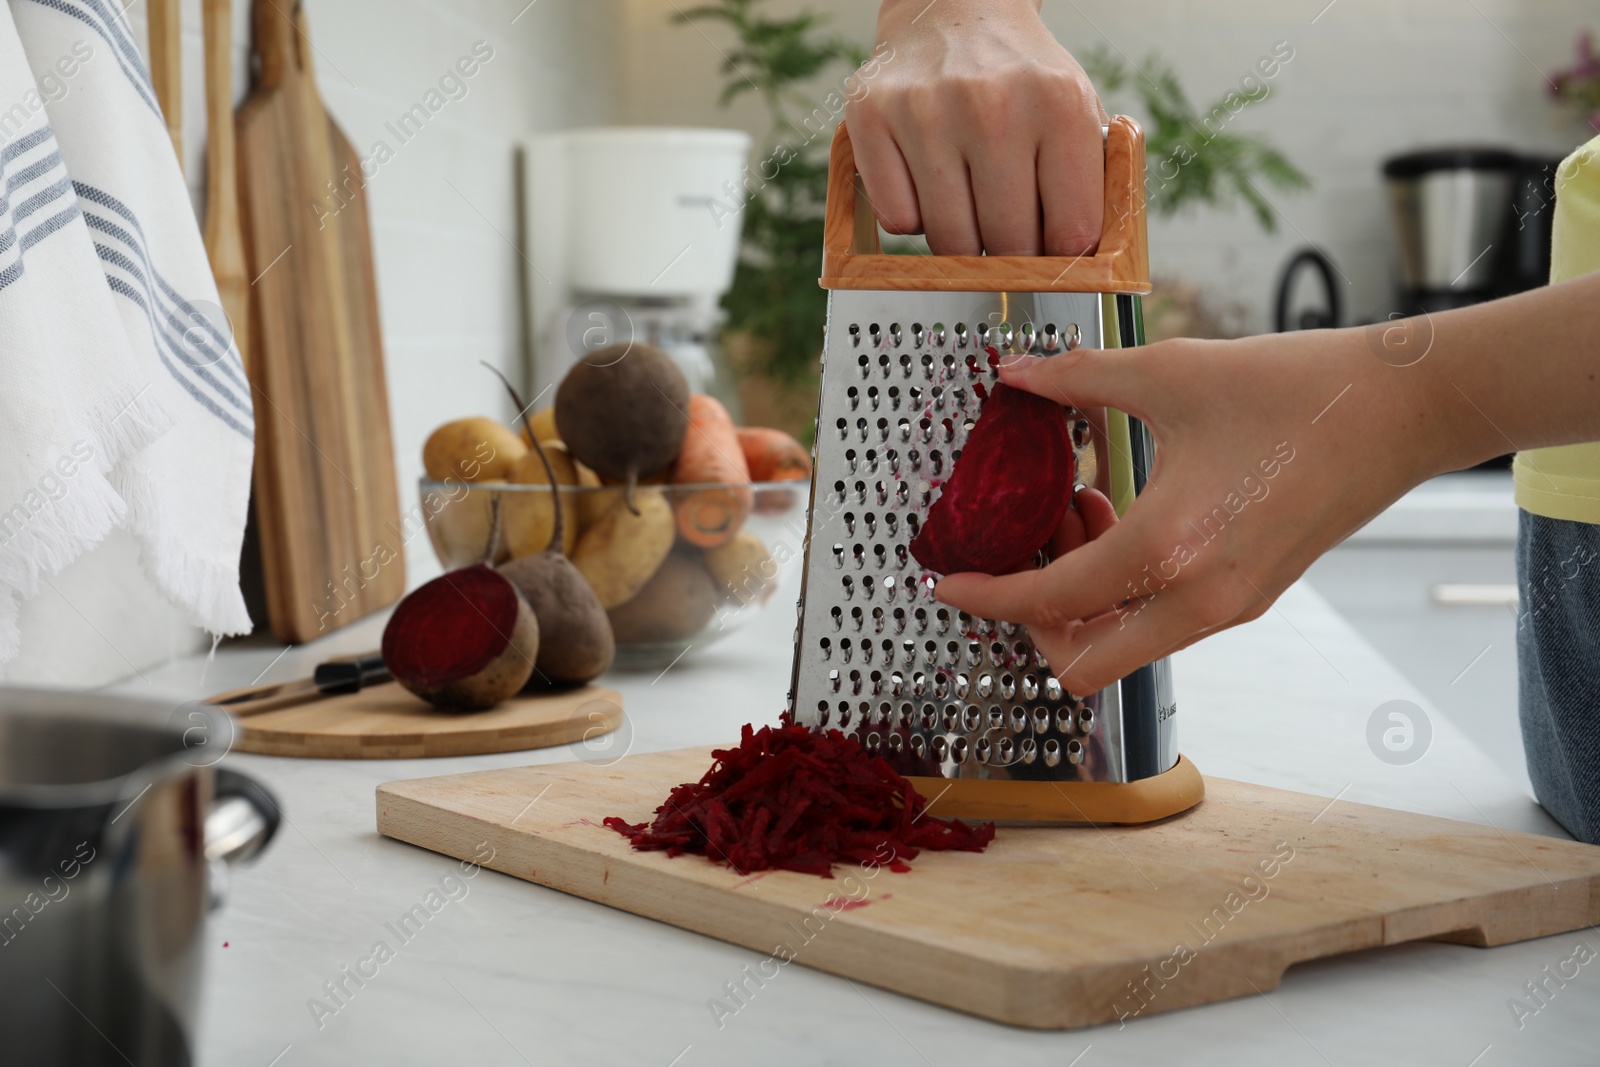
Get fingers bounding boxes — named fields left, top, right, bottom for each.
left=1034, top=594, right=1199, bottom=696
left=1038, top=98, right=1104, bottom=256
left=1076, top=486, right=1118, bottom=541
left=904, top=145, right=982, bottom=255
left=935, top=517, right=1152, bottom=630
left=1049, top=485, right=1116, bottom=557
left=997, top=347, right=1155, bottom=420
left=846, top=114, right=922, bottom=237
left=969, top=152, right=1042, bottom=256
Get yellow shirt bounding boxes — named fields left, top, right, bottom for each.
left=1514, top=133, right=1600, bottom=524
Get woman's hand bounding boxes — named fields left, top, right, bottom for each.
left=846, top=0, right=1106, bottom=256
left=933, top=329, right=1448, bottom=696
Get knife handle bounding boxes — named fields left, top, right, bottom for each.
left=313, top=652, right=390, bottom=694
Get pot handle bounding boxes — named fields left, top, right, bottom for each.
left=205, top=768, right=281, bottom=908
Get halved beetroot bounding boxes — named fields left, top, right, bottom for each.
left=909, top=380, right=1075, bottom=576
left=381, top=564, right=538, bottom=710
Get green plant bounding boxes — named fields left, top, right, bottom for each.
left=1082, top=47, right=1309, bottom=232
left=674, top=0, right=863, bottom=382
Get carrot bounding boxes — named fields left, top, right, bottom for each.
left=737, top=426, right=811, bottom=482
left=671, top=395, right=752, bottom=547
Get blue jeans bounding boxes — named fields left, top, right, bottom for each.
left=1517, top=509, right=1600, bottom=844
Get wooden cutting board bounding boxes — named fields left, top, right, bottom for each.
left=234, top=685, right=622, bottom=759
left=236, top=0, right=405, bottom=642
left=378, top=746, right=1600, bottom=1029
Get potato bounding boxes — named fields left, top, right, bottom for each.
left=503, top=442, right=580, bottom=557
left=703, top=529, right=777, bottom=606
left=570, top=488, right=675, bottom=608
left=573, top=457, right=619, bottom=534
left=423, top=417, right=526, bottom=482
left=425, top=481, right=509, bottom=565
left=607, top=553, right=719, bottom=643
left=518, top=407, right=560, bottom=446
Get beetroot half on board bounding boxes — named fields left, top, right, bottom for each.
left=909, top=381, right=1076, bottom=576
left=381, top=564, right=539, bottom=710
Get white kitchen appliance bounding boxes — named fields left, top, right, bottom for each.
left=520, top=127, right=752, bottom=404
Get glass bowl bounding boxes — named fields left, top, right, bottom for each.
left=418, top=478, right=808, bottom=670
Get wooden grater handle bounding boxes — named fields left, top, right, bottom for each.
left=821, top=115, right=1150, bottom=294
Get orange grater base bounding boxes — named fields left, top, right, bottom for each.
left=910, top=755, right=1204, bottom=825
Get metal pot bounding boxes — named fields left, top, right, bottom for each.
left=0, top=688, right=278, bottom=1066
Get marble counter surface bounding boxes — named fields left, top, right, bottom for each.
left=105, top=567, right=1598, bottom=1067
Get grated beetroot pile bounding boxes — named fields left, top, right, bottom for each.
left=604, top=719, right=995, bottom=878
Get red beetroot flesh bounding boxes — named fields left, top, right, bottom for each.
left=382, top=564, right=521, bottom=688
left=605, top=719, right=995, bottom=877
left=909, top=372, right=1076, bottom=575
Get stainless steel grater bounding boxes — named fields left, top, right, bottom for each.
left=786, top=117, right=1202, bottom=823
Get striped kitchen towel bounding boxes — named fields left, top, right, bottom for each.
left=0, top=0, right=253, bottom=663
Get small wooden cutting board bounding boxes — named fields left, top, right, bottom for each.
left=377, top=746, right=1600, bottom=1029
left=235, top=685, right=622, bottom=759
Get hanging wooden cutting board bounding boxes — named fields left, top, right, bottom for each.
left=378, top=746, right=1600, bottom=1029
left=236, top=0, right=404, bottom=641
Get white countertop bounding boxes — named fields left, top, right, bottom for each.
left=107, top=567, right=1598, bottom=1067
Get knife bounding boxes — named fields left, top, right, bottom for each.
left=206, top=651, right=391, bottom=716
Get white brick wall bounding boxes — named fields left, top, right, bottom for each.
left=619, top=0, right=1595, bottom=333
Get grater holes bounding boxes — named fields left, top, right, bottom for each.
left=1044, top=677, right=1063, bottom=702
left=870, top=672, right=883, bottom=697
left=923, top=639, right=938, bottom=665
left=848, top=668, right=862, bottom=694
left=820, top=637, right=832, bottom=660
left=908, top=385, right=923, bottom=410
left=882, top=574, right=896, bottom=599
left=976, top=673, right=994, bottom=699
left=853, top=479, right=867, bottom=504
left=835, top=418, right=848, bottom=441
left=1043, top=738, right=1062, bottom=767
left=875, top=480, right=890, bottom=506
left=1073, top=418, right=1092, bottom=449
left=932, top=673, right=949, bottom=700
left=842, top=511, right=855, bottom=535
left=848, top=323, right=861, bottom=347
left=856, top=418, right=869, bottom=443
left=889, top=322, right=903, bottom=348
left=1067, top=738, right=1085, bottom=765
left=862, top=575, right=875, bottom=600
left=950, top=737, right=969, bottom=765
left=863, top=511, right=877, bottom=537
left=866, top=732, right=882, bottom=753
left=918, top=417, right=932, bottom=443
left=869, top=322, right=882, bottom=347
left=1020, top=737, right=1037, bottom=764
left=1021, top=676, right=1039, bottom=701
left=873, top=544, right=887, bottom=569
left=863, top=449, right=878, bottom=475
left=832, top=543, right=844, bottom=569
left=893, top=607, right=907, bottom=633
left=891, top=675, right=906, bottom=699
left=962, top=706, right=981, bottom=732
left=975, top=322, right=989, bottom=347
left=911, top=322, right=924, bottom=349
left=1079, top=708, right=1095, bottom=734
left=1054, top=707, right=1073, bottom=733
left=1041, top=322, right=1059, bottom=353
left=829, top=607, right=842, bottom=631
left=920, top=353, right=935, bottom=380
left=840, top=638, right=853, bottom=663
left=841, top=574, right=854, bottom=599
left=878, top=353, right=891, bottom=378
left=999, top=673, right=1017, bottom=700
left=954, top=673, right=970, bottom=699
left=888, top=733, right=904, bottom=754
left=857, top=354, right=871, bottom=379
left=930, top=384, right=944, bottom=411
left=913, top=607, right=928, bottom=634
left=852, top=543, right=865, bottom=570
left=942, top=353, right=957, bottom=376
left=965, top=641, right=982, bottom=667
left=931, top=322, right=946, bottom=347
left=1011, top=705, right=1028, bottom=732
left=828, top=669, right=840, bottom=693
left=1065, top=322, right=1081, bottom=349
left=954, top=322, right=969, bottom=348
left=881, top=638, right=894, bottom=663
left=847, top=386, right=860, bottom=410
left=935, top=607, right=951, bottom=634
left=965, top=352, right=981, bottom=376
left=885, top=512, right=900, bottom=538
left=896, top=417, right=912, bottom=442
left=932, top=735, right=948, bottom=761
left=895, top=544, right=909, bottom=570
left=844, top=450, right=858, bottom=475
left=911, top=734, right=927, bottom=758
left=899, top=353, right=912, bottom=378
left=850, top=606, right=864, bottom=630
left=929, top=449, right=944, bottom=477
left=887, top=386, right=901, bottom=411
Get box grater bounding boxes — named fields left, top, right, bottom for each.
left=787, top=117, right=1203, bottom=823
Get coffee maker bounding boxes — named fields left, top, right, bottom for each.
left=1382, top=147, right=1563, bottom=315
